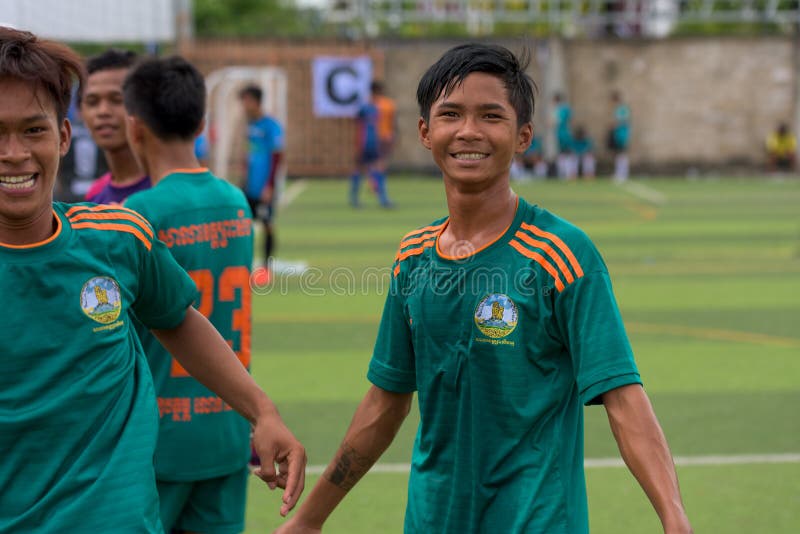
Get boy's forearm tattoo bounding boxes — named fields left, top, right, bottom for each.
left=325, top=441, right=374, bottom=491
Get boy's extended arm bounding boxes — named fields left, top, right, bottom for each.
left=275, top=385, right=413, bottom=533
left=152, top=306, right=306, bottom=516
left=603, top=384, right=692, bottom=534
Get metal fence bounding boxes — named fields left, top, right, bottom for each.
left=323, top=0, right=800, bottom=37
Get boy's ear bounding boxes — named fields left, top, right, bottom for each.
left=418, top=117, right=432, bottom=150
left=59, top=118, right=72, bottom=157
left=516, top=121, right=533, bottom=154
left=126, top=115, right=144, bottom=145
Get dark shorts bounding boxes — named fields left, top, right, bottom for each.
left=157, top=467, right=249, bottom=534
left=247, top=196, right=273, bottom=223
left=358, top=139, right=393, bottom=165
left=358, top=145, right=381, bottom=165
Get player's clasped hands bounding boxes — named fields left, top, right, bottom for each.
left=251, top=413, right=307, bottom=517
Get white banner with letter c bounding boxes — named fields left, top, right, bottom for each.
left=312, top=56, right=372, bottom=118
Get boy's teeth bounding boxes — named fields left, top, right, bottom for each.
left=0, top=175, right=35, bottom=189
left=455, top=153, right=486, bottom=160
left=1, top=175, right=34, bottom=183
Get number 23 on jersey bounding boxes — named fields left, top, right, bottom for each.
left=171, top=266, right=251, bottom=377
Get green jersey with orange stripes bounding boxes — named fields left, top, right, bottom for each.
left=0, top=202, right=196, bottom=533
left=368, top=196, right=641, bottom=534
left=125, top=169, right=253, bottom=481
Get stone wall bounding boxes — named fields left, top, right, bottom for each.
left=566, top=37, right=794, bottom=169
left=182, top=36, right=796, bottom=176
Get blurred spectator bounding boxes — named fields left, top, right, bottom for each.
left=573, top=126, right=596, bottom=179
left=552, top=93, right=577, bottom=180
left=524, top=135, right=548, bottom=179
left=80, top=49, right=150, bottom=204
left=609, top=91, right=630, bottom=182
left=350, top=80, right=395, bottom=208
left=766, top=122, right=796, bottom=172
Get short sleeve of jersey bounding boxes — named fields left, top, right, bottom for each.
left=271, top=119, right=285, bottom=151
left=132, top=235, right=198, bottom=330
left=367, top=274, right=416, bottom=393
left=555, top=270, right=641, bottom=405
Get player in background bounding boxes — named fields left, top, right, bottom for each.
left=553, top=91, right=577, bottom=180
left=123, top=56, right=271, bottom=534
left=276, top=43, right=692, bottom=534
left=349, top=80, right=395, bottom=208
left=522, top=134, right=548, bottom=178
left=0, top=26, right=304, bottom=533
left=239, top=84, right=284, bottom=274
left=610, top=90, right=631, bottom=182
left=765, top=122, right=796, bottom=172
left=572, top=125, right=596, bottom=179
left=80, top=49, right=151, bottom=203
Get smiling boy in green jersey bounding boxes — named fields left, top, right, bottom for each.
left=0, top=26, right=304, bottom=533
left=277, top=44, right=692, bottom=534
left=123, top=55, right=262, bottom=534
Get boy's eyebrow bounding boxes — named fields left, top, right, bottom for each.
left=24, top=114, right=51, bottom=122
left=437, top=101, right=509, bottom=112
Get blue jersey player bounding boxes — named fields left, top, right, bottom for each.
left=240, top=84, right=284, bottom=272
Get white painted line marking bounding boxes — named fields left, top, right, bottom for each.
left=616, top=180, right=668, bottom=206
left=302, top=453, right=800, bottom=475
left=279, top=179, right=309, bottom=209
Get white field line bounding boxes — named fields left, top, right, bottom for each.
left=304, top=453, right=800, bottom=475
left=278, top=179, right=309, bottom=209
left=616, top=180, right=668, bottom=206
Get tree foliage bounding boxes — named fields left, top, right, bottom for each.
left=194, top=0, right=326, bottom=38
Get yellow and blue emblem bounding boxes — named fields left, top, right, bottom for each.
left=474, top=293, right=518, bottom=339
left=80, top=276, right=122, bottom=324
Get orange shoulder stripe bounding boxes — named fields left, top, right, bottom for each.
left=520, top=223, right=584, bottom=278
left=509, top=239, right=565, bottom=292
left=401, top=223, right=446, bottom=242
left=393, top=263, right=400, bottom=277
left=67, top=204, right=152, bottom=230
left=400, top=230, right=441, bottom=249
left=70, top=221, right=152, bottom=251
left=513, top=231, right=574, bottom=284
left=396, top=238, right=436, bottom=263
left=68, top=211, right=154, bottom=238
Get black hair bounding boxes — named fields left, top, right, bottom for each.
left=0, top=25, right=84, bottom=122
left=370, top=80, right=384, bottom=94
left=86, top=48, right=137, bottom=76
left=122, top=55, right=205, bottom=141
left=239, top=84, right=262, bottom=103
left=416, top=43, right=536, bottom=126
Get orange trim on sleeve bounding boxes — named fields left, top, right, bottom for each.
left=509, top=239, right=565, bottom=292
left=513, top=231, right=574, bottom=284
left=66, top=204, right=153, bottom=229
left=0, top=210, right=62, bottom=249
left=520, top=222, right=584, bottom=278
left=71, top=222, right=152, bottom=250
left=400, top=230, right=442, bottom=248
left=68, top=211, right=154, bottom=238
left=397, top=239, right=436, bottom=263
left=393, top=264, right=400, bottom=277
left=401, top=223, right=446, bottom=242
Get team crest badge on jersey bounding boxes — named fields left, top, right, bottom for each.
left=474, top=294, right=518, bottom=339
left=80, top=276, right=122, bottom=324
